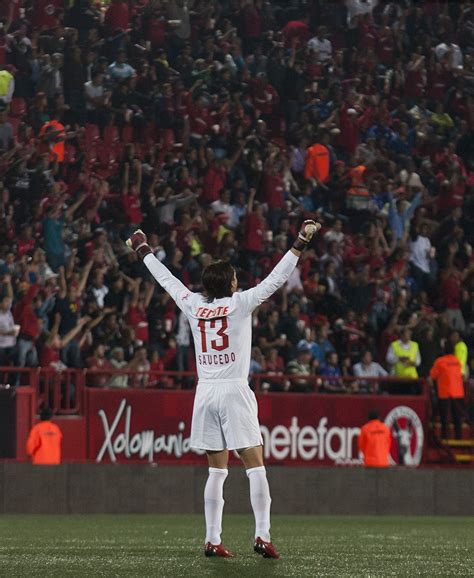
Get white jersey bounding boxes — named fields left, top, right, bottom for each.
left=143, top=250, right=299, bottom=381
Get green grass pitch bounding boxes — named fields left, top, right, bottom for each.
left=0, top=515, right=472, bottom=577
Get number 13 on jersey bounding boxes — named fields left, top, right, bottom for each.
left=198, top=318, right=229, bottom=352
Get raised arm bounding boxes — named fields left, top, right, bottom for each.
left=77, top=260, right=94, bottom=297
left=126, top=230, right=190, bottom=307
left=238, top=221, right=321, bottom=313
left=65, top=192, right=87, bottom=221
left=61, top=316, right=90, bottom=348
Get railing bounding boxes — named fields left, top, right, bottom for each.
left=251, top=374, right=428, bottom=396
left=0, top=367, right=433, bottom=416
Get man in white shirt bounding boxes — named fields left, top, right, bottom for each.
left=409, top=224, right=432, bottom=290
left=126, top=219, right=320, bottom=559
left=345, top=0, right=379, bottom=28
left=353, top=351, right=388, bottom=378
left=0, top=296, right=17, bottom=365
left=210, top=189, right=233, bottom=224
left=84, top=71, right=106, bottom=112
left=307, top=27, right=333, bottom=62
left=323, top=219, right=345, bottom=246
left=435, top=41, right=463, bottom=70
left=353, top=351, right=387, bottom=393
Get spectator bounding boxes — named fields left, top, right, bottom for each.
left=429, top=342, right=465, bottom=440
left=386, top=328, right=421, bottom=381
left=0, top=68, right=14, bottom=106
left=54, top=262, right=93, bottom=368
left=249, top=346, right=265, bottom=381
left=353, top=351, right=388, bottom=379
left=0, top=270, right=15, bottom=360
left=107, top=50, right=136, bottom=84
left=314, top=325, right=336, bottom=364
left=286, top=345, right=314, bottom=393
left=320, top=351, right=343, bottom=393
left=176, top=309, right=191, bottom=375
left=40, top=314, right=89, bottom=371
left=388, top=187, right=422, bottom=243
left=131, top=346, right=150, bottom=388
left=416, top=325, right=442, bottom=379
left=307, top=27, right=332, bottom=63
left=0, top=109, right=13, bottom=152
left=435, top=38, right=463, bottom=70
left=26, top=407, right=62, bottom=465
left=450, top=331, right=468, bottom=378
left=265, top=347, right=285, bottom=392
left=0, top=0, right=471, bottom=397
left=0, top=292, right=17, bottom=366
left=409, top=224, right=434, bottom=291
left=107, top=348, right=130, bottom=388
left=87, top=343, right=112, bottom=387
left=84, top=70, right=109, bottom=125
left=14, top=283, right=41, bottom=368
left=358, top=409, right=391, bottom=468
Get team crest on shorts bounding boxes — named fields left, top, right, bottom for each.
left=384, top=405, right=424, bottom=467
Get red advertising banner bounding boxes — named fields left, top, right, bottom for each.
left=86, top=389, right=428, bottom=467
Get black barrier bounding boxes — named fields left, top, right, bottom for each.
left=0, top=388, right=16, bottom=458
left=0, top=464, right=472, bottom=516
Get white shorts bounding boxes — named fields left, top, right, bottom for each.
left=190, top=379, right=263, bottom=451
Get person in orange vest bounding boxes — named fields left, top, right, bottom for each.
left=346, top=162, right=370, bottom=210
left=304, top=139, right=330, bottom=185
left=358, top=409, right=392, bottom=467
left=26, top=407, right=63, bottom=465
left=39, top=119, right=66, bottom=163
left=429, top=342, right=465, bottom=440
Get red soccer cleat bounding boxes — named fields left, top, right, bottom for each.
left=204, top=542, right=234, bottom=558
left=254, top=537, right=280, bottom=559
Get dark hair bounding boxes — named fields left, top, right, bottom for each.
left=40, top=407, right=53, bottom=421
left=202, top=261, right=235, bottom=302
left=368, top=409, right=380, bottom=420
left=445, top=341, right=455, bottom=355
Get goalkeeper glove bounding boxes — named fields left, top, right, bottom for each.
left=293, top=220, right=321, bottom=252
left=126, top=229, right=152, bottom=259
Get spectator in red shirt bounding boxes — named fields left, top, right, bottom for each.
left=281, top=16, right=310, bottom=48
left=337, top=103, right=360, bottom=156
left=14, top=283, right=41, bottom=367
left=263, top=150, right=285, bottom=229
left=242, top=0, right=262, bottom=43
left=104, top=0, right=130, bottom=35
left=377, top=26, right=395, bottom=67
left=441, top=262, right=474, bottom=332
left=202, top=155, right=227, bottom=204
left=189, top=94, right=211, bottom=144
left=32, top=0, right=62, bottom=30
left=17, top=225, right=36, bottom=257
left=40, top=314, right=89, bottom=371
left=251, top=73, right=279, bottom=122
left=126, top=279, right=154, bottom=344
left=122, top=160, right=144, bottom=227
left=87, top=343, right=112, bottom=387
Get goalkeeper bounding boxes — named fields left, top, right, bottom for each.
left=127, top=220, right=320, bottom=559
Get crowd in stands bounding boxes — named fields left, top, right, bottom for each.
left=0, top=0, right=473, bottom=394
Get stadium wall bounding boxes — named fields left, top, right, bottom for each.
left=0, top=464, right=472, bottom=516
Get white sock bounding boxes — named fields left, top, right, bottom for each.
left=246, top=466, right=272, bottom=542
left=204, top=467, right=228, bottom=545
